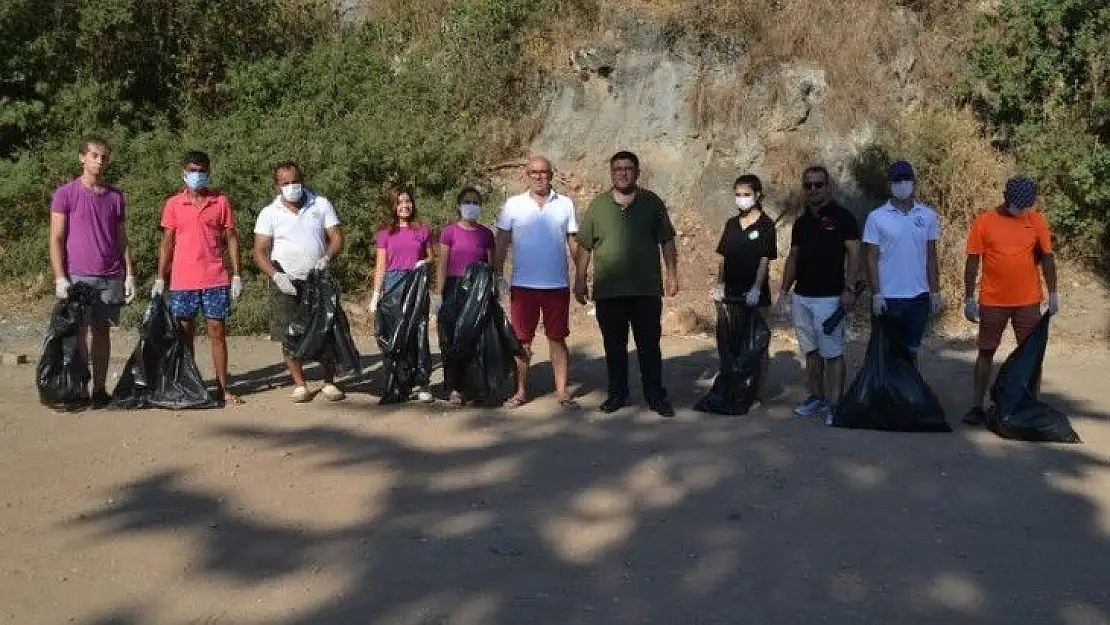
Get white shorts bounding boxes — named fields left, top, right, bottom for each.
left=792, top=294, right=844, bottom=358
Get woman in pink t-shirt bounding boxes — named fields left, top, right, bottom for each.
left=369, top=188, right=434, bottom=402
left=435, top=187, right=496, bottom=405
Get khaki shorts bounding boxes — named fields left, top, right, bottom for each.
left=978, top=304, right=1041, bottom=351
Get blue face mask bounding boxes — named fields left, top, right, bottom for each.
left=183, top=171, right=209, bottom=190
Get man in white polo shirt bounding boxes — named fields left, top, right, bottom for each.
left=863, top=160, right=942, bottom=366
left=252, top=161, right=344, bottom=403
left=493, top=155, right=580, bottom=409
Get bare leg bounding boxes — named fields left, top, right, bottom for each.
left=972, top=349, right=995, bottom=409
left=508, top=344, right=531, bottom=406
left=826, top=356, right=846, bottom=404
left=550, top=338, right=571, bottom=400
left=207, top=320, right=239, bottom=403
left=87, top=325, right=111, bottom=394
left=805, top=351, right=825, bottom=399
left=285, top=356, right=307, bottom=387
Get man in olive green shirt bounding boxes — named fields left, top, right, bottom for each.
left=574, top=151, right=679, bottom=417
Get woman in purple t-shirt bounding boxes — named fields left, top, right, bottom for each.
left=369, top=187, right=434, bottom=402
left=435, top=187, right=496, bottom=405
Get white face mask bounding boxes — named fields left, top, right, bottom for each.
left=734, top=196, right=757, bottom=212
left=281, top=183, right=304, bottom=203
left=891, top=181, right=914, bottom=200
left=459, top=202, right=481, bottom=221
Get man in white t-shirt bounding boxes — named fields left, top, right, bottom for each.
left=863, top=160, right=942, bottom=365
left=252, top=161, right=344, bottom=403
left=493, top=155, right=581, bottom=409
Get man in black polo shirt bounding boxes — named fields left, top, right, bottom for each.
left=775, top=165, right=861, bottom=421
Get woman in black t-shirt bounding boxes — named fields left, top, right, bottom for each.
left=712, top=174, right=778, bottom=402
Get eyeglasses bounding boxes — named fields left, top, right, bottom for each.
left=803, top=181, right=826, bottom=190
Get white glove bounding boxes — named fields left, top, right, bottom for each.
left=230, top=275, right=243, bottom=300
left=872, top=294, right=887, bottom=316
left=55, top=277, right=71, bottom=299
left=1047, top=291, right=1060, bottom=316
left=744, top=287, right=761, bottom=307
left=710, top=283, right=724, bottom=302
left=964, top=297, right=979, bottom=323
left=272, top=272, right=297, bottom=296
left=368, top=291, right=380, bottom=314
left=124, top=275, right=136, bottom=304
left=414, top=259, right=429, bottom=270
left=313, top=256, right=330, bottom=272
left=930, top=292, right=943, bottom=316
left=151, top=278, right=166, bottom=297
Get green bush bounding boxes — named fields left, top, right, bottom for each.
left=970, top=0, right=1110, bottom=268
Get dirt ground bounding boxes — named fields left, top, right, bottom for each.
left=2, top=300, right=1110, bottom=625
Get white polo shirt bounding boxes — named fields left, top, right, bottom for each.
left=862, top=200, right=940, bottom=298
left=253, top=191, right=341, bottom=280
left=496, top=190, right=578, bottom=289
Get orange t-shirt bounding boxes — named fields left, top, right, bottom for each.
left=965, top=207, right=1052, bottom=307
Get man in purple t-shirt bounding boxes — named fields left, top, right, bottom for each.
left=48, top=137, right=136, bottom=407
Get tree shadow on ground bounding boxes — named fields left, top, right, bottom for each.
left=61, top=321, right=1110, bottom=624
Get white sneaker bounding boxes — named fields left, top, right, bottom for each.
left=321, top=384, right=345, bottom=401
left=415, top=387, right=434, bottom=403
left=291, top=385, right=311, bottom=403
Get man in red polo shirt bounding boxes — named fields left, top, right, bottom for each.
left=152, top=151, right=243, bottom=404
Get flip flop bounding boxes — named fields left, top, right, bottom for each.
left=502, top=395, right=526, bottom=409
left=557, top=397, right=580, bottom=410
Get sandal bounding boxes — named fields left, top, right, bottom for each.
left=502, top=395, right=526, bottom=409
left=557, top=396, right=580, bottom=410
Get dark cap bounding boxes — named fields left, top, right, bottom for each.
left=1004, top=176, right=1037, bottom=210
left=888, top=160, right=915, bottom=181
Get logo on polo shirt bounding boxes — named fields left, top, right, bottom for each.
left=914, top=216, right=925, bottom=229
left=748, top=229, right=760, bottom=240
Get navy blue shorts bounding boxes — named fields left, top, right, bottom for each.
left=169, top=287, right=231, bottom=321
left=884, top=293, right=930, bottom=354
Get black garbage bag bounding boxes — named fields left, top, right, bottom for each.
left=694, top=300, right=771, bottom=415
left=375, top=263, right=432, bottom=404
left=282, top=269, right=361, bottom=374
left=985, top=313, right=1080, bottom=443
left=438, top=263, right=525, bottom=405
left=36, top=282, right=99, bottom=409
left=832, top=315, right=951, bottom=432
left=110, top=295, right=219, bottom=410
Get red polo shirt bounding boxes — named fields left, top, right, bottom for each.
left=160, top=190, right=235, bottom=291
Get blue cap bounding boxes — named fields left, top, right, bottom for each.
left=888, top=160, right=915, bottom=181
left=1004, top=176, right=1037, bottom=209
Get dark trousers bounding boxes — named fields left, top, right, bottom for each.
left=595, top=296, right=666, bottom=403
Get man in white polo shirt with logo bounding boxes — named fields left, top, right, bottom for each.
left=252, top=161, right=344, bottom=403
left=863, top=160, right=942, bottom=366
left=493, top=155, right=580, bottom=409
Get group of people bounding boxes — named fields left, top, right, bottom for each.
left=49, top=137, right=1059, bottom=423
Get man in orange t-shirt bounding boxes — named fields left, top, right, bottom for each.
left=961, top=176, right=1058, bottom=425
left=152, top=151, right=244, bottom=404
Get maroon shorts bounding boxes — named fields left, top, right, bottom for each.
left=510, top=287, right=570, bottom=344
left=978, top=304, right=1041, bottom=351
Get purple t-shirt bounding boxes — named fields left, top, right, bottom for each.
left=440, top=223, right=495, bottom=277
left=376, top=224, right=432, bottom=272
left=49, top=178, right=126, bottom=277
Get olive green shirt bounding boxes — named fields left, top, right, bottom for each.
left=577, top=188, right=676, bottom=299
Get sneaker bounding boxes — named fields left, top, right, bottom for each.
left=648, top=399, right=676, bottom=418
left=320, top=384, right=345, bottom=402
left=962, top=406, right=986, bottom=426
left=823, top=403, right=838, bottom=426
left=291, top=385, right=311, bottom=403
left=599, top=396, right=627, bottom=414
left=793, top=395, right=826, bottom=417
left=415, top=387, right=434, bottom=403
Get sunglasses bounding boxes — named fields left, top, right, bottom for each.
left=803, top=181, right=826, bottom=190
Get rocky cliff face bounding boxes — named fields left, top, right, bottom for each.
left=528, top=11, right=926, bottom=226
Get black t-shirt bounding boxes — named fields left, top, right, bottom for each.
left=790, top=202, right=860, bottom=297
left=716, top=212, right=778, bottom=306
